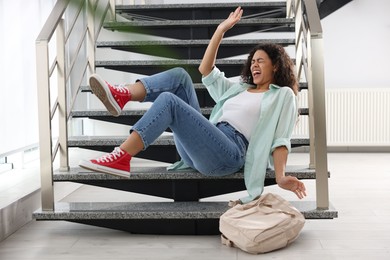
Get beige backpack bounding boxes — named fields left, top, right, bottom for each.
left=219, top=193, right=305, bottom=254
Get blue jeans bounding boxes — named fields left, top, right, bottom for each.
left=132, top=68, right=248, bottom=176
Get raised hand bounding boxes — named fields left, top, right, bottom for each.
left=217, top=6, right=243, bottom=33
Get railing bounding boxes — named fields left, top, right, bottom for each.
left=36, top=0, right=111, bottom=211
left=287, top=0, right=329, bottom=209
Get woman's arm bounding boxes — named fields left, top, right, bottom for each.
left=273, top=146, right=307, bottom=199
left=198, top=6, right=243, bottom=76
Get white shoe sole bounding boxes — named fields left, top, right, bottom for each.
left=89, top=74, right=121, bottom=117
left=79, top=160, right=130, bottom=178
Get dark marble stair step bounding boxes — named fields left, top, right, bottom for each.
left=80, top=82, right=307, bottom=108
left=96, top=59, right=246, bottom=81
left=53, top=165, right=321, bottom=201
left=68, top=135, right=309, bottom=150
left=54, top=165, right=320, bottom=181
left=71, top=107, right=308, bottom=126
left=68, top=135, right=310, bottom=163
left=80, top=82, right=308, bottom=92
left=71, top=107, right=213, bottom=126
left=33, top=200, right=338, bottom=235
left=103, top=18, right=294, bottom=40
left=97, top=39, right=295, bottom=59
left=116, top=2, right=287, bottom=21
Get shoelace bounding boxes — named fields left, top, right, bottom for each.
left=108, top=82, right=130, bottom=94
left=96, top=147, right=124, bottom=163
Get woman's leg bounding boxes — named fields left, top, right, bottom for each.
left=80, top=68, right=204, bottom=176
left=131, top=92, right=247, bottom=176
left=89, top=67, right=200, bottom=116
left=138, top=67, right=200, bottom=111
left=80, top=92, right=246, bottom=177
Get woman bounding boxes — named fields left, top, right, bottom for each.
left=79, top=7, right=307, bottom=203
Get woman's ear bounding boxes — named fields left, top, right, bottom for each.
left=273, top=64, right=278, bottom=73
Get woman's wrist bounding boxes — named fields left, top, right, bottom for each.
left=275, top=173, right=284, bottom=184
left=215, top=25, right=228, bottom=35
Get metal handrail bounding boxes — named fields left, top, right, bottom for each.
left=287, top=0, right=329, bottom=209
left=36, top=0, right=71, bottom=42
left=36, top=0, right=111, bottom=211
left=64, top=0, right=85, bottom=43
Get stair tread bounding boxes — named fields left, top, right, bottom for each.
left=96, top=39, right=295, bottom=59
left=96, top=58, right=297, bottom=66
left=95, top=59, right=298, bottom=80
left=116, top=1, right=286, bottom=11
left=68, top=135, right=310, bottom=147
left=71, top=107, right=308, bottom=117
left=103, top=19, right=293, bottom=40
left=96, top=39, right=295, bottom=47
left=80, top=82, right=308, bottom=92
left=96, top=59, right=246, bottom=66
left=54, top=165, right=321, bottom=181
left=104, top=18, right=294, bottom=27
left=33, top=201, right=338, bottom=220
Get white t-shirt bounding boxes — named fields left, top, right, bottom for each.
left=218, top=90, right=264, bottom=141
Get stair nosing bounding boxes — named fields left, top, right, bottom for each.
left=53, top=165, right=321, bottom=181
left=96, top=58, right=298, bottom=66
left=103, top=18, right=294, bottom=27
left=80, top=83, right=308, bottom=92
left=33, top=201, right=338, bottom=220
left=116, top=2, right=287, bottom=10
left=96, top=59, right=247, bottom=66
left=68, top=135, right=309, bottom=147
left=96, top=39, right=295, bottom=47
left=71, top=107, right=308, bottom=118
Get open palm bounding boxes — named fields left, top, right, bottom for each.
left=218, top=6, right=243, bottom=33
left=277, top=176, right=307, bottom=199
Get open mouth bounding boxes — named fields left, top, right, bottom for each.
left=252, top=71, right=261, bottom=78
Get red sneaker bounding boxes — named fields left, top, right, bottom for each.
left=79, top=147, right=132, bottom=178
left=89, top=74, right=131, bottom=117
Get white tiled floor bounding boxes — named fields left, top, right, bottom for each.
left=1, top=151, right=390, bottom=259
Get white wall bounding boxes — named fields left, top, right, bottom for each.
left=322, top=0, right=390, bottom=88
left=0, top=0, right=55, bottom=155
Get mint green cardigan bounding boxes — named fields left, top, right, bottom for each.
left=168, top=67, right=298, bottom=203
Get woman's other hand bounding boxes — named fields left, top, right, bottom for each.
left=277, top=175, right=307, bottom=199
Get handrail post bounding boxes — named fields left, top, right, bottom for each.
left=303, top=0, right=329, bottom=209
left=87, top=0, right=96, bottom=76
left=57, top=19, right=69, bottom=172
left=36, top=40, right=54, bottom=211
left=308, top=35, right=329, bottom=209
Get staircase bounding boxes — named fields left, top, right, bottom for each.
left=34, top=0, right=337, bottom=235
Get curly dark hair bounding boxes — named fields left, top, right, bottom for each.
left=241, top=43, right=299, bottom=95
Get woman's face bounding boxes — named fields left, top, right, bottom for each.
left=250, top=50, right=276, bottom=89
